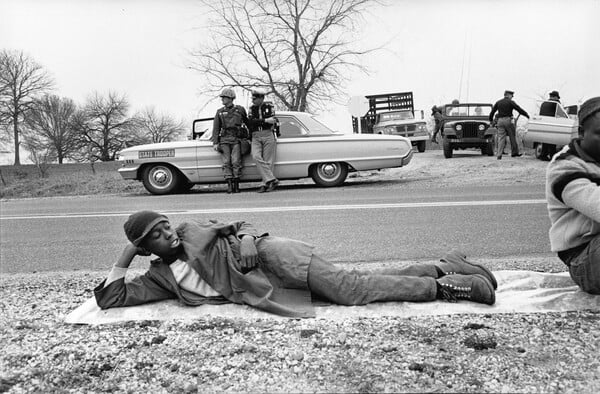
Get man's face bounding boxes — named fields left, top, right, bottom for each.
left=141, top=221, right=181, bottom=258
left=252, top=95, right=264, bottom=105
left=221, top=96, right=233, bottom=106
left=580, top=111, right=600, bottom=162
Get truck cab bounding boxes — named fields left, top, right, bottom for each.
left=372, top=109, right=429, bottom=152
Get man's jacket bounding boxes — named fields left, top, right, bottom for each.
left=95, top=221, right=315, bottom=318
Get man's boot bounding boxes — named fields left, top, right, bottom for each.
left=435, top=250, right=497, bottom=289
left=437, top=274, right=495, bottom=305
left=233, top=178, right=240, bottom=193
left=226, top=179, right=233, bottom=194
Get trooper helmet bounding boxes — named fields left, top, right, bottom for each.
left=251, top=88, right=267, bottom=97
left=219, top=88, right=236, bottom=99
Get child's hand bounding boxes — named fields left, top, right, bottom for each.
left=239, top=235, right=258, bottom=270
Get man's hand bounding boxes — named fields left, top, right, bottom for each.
left=213, top=144, right=221, bottom=152
left=239, top=235, right=259, bottom=271
left=264, top=117, right=275, bottom=124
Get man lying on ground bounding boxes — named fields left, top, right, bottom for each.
left=546, top=96, right=600, bottom=294
left=95, top=211, right=497, bottom=318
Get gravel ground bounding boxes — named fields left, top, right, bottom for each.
left=3, top=150, right=600, bottom=393
left=1, top=259, right=600, bottom=393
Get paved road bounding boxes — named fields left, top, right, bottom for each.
left=0, top=183, right=551, bottom=274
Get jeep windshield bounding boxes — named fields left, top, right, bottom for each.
left=444, top=104, right=492, bottom=117
left=379, top=111, right=414, bottom=121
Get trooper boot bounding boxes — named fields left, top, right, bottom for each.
left=226, top=179, right=233, bottom=194
left=437, top=274, right=495, bottom=305
left=436, top=250, right=497, bottom=289
left=233, top=178, right=240, bottom=193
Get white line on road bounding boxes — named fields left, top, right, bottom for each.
left=0, top=199, right=546, bottom=220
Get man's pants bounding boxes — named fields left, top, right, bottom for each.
left=307, top=255, right=438, bottom=305
left=496, top=116, right=519, bottom=157
left=219, top=142, right=242, bottom=179
left=568, top=234, right=600, bottom=294
left=251, top=131, right=277, bottom=185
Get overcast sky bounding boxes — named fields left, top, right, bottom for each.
left=1, top=0, right=599, bottom=136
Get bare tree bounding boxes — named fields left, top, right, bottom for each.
left=75, top=91, right=132, bottom=161
left=129, top=106, right=186, bottom=144
left=0, top=49, right=54, bottom=165
left=23, top=94, right=81, bottom=164
left=189, top=0, right=379, bottom=112
left=21, top=139, right=56, bottom=178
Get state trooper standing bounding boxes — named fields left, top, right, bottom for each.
left=248, top=88, right=279, bottom=193
left=489, top=90, right=530, bottom=160
left=212, top=88, right=249, bottom=193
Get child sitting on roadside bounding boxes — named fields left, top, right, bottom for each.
left=95, top=210, right=497, bottom=318
left=546, top=96, right=600, bottom=294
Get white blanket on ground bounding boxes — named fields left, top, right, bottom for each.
left=65, top=270, right=600, bottom=325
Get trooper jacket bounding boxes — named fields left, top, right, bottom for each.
left=94, top=220, right=316, bottom=318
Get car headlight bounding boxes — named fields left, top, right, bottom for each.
left=478, top=124, right=486, bottom=131
left=455, top=124, right=463, bottom=131
left=384, top=126, right=395, bottom=134
left=417, top=124, right=427, bottom=131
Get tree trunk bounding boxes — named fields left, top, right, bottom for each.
left=13, top=114, right=20, bottom=165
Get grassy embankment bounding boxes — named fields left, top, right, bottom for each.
left=0, top=161, right=145, bottom=199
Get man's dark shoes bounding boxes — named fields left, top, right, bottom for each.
left=437, top=274, right=495, bottom=305
left=266, top=179, right=279, bottom=192
left=257, top=185, right=267, bottom=193
left=226, top=179, right=233, bottom=194
left=511, top=153, right=523, bottom=157
left=436, top=250, right=497, bottom=289
left=497, top=156, right=502, bottom=160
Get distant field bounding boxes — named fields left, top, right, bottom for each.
left=0, top=161, right=145, bottom=199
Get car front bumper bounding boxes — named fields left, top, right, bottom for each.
left=118, top=165, right=140, bottom=180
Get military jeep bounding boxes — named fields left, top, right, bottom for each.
left=441, top=103, right=496, bottom=158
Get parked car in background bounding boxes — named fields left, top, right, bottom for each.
left=117, top=111, right=414, bottom=195
left=440, top=103, right=495, bottom=158
left=372, top=109, right=429, bottom=152
left=522, top=101, right=578, bottom=161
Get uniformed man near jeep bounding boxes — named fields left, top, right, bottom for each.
left=248, top=88, right=279, bottom=193
left=212, top=88, right=250, bottom=194
left=489, top=90, right=530, bottom=160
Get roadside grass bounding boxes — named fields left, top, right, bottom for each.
left=0, top=162, right=145, bottom=199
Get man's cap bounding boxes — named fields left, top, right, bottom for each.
left=124, top=210, right=169, bottom=246
left=431, top=105, right=438, bottom=111
left=251, top=88, right=267, bottom=97
left=549, top=90, right=560, bottom=99
left=578, top=96, right=600, bottom=126
left=219, top=88, right=236, bottom=99
left=504, top=90, right=514, bottom=96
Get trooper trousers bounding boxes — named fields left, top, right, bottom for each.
left=307, top=255, right=438, bottom=305
left=219, top=141, right=242, bottom=179
left=567, top=234, right=600, bottom=294
left=496, top=116, right=519, bottom=156
left=251, top=130, right=277, bottom=185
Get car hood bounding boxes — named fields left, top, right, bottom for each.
left=375, top=119, right=424, bottom=127
left=120, top=140, right=203, bottom=153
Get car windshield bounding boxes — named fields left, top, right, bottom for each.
left=380, top=111, right=414, bottom=121
left=445, top=105, right=492, bottom=117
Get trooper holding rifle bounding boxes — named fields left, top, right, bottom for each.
left=212, top=88, right=249, bottom=194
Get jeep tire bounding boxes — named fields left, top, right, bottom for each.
left=442, top=137, right=453, bottom=158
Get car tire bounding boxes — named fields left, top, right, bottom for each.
left=310, top=162, right=348, bottom=187
left=484, top=140, right=494, bottom=156
left=442, top=137, right=453, bottom=158
left=534, top=143, right=551, bottom=161
left=416, top=141, right=426, bottom=153
left=141, top=164, right=182, bottom=195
